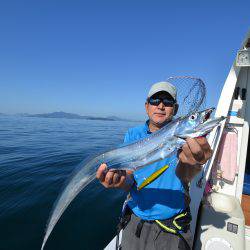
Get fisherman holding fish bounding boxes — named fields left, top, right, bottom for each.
left=41, top=80, right=223, bottom=250
left=96, top=81, right=212, bottom=250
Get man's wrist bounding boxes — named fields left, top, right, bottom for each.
left=123, top=174, right=135, bottom=191
left=176, top=162, right=203, bottom=183
left=193, top=163, right=203, bottom=170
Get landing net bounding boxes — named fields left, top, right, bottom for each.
left=166, top=76, right=206, bottom=118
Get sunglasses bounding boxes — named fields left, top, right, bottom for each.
left=148, top=97, right=175, bottom=106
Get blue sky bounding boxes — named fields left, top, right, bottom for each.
left=0, top=1, right=250, bottom=119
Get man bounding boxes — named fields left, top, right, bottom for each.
left=96, top=81, right=212, bottom=249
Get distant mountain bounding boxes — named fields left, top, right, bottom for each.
left=26, top=111, right=137, bottom=122
left=106, top=116, right=130, bottom=121
left=28, top=111, right=83, bottom=119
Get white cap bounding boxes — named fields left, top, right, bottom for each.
left=147, top=81, right=177, bottom=100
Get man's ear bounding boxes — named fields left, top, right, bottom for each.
left=145, top=102, right=149, bottom=115
left=173, top=103, right=179, bottom=116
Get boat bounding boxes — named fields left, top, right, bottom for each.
left=105, top=30, right=250, bottom=250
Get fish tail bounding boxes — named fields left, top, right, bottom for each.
left=41, top=156, right=101, bottom=250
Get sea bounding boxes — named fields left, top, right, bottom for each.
left=0, top=115, right=141, bottom=250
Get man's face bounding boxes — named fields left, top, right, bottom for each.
left=145, top=91, right=175, bottom=127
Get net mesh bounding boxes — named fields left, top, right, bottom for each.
left=166, top=76, right=206, bottom=118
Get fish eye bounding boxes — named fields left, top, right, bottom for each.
left=190, top=114, right=197, bottom=120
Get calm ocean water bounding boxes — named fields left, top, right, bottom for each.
left=0, top=115, right=140, bottom=250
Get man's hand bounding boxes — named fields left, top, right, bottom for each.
left=179, top=137, right=212, bottom=165
left=96, top=163, right=134, bottom=191
left=176, top=137, right=212, bottom=183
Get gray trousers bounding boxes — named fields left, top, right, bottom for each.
left=121, top=213, right=193, bottom=250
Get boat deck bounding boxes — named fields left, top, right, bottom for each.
left=241, top=194, right=250, bottom=226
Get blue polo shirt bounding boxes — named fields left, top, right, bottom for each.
left=124, top=121, right=186, bottom=220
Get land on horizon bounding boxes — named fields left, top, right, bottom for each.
left=0, top=111, right=142, bottom=122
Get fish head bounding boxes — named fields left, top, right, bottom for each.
left=174, top=108, right=226, bottom=138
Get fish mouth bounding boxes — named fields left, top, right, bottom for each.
left=201, top=107, right=215, bottom=123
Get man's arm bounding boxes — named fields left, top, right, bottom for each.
left=176, top=137, right=212, bottom=183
